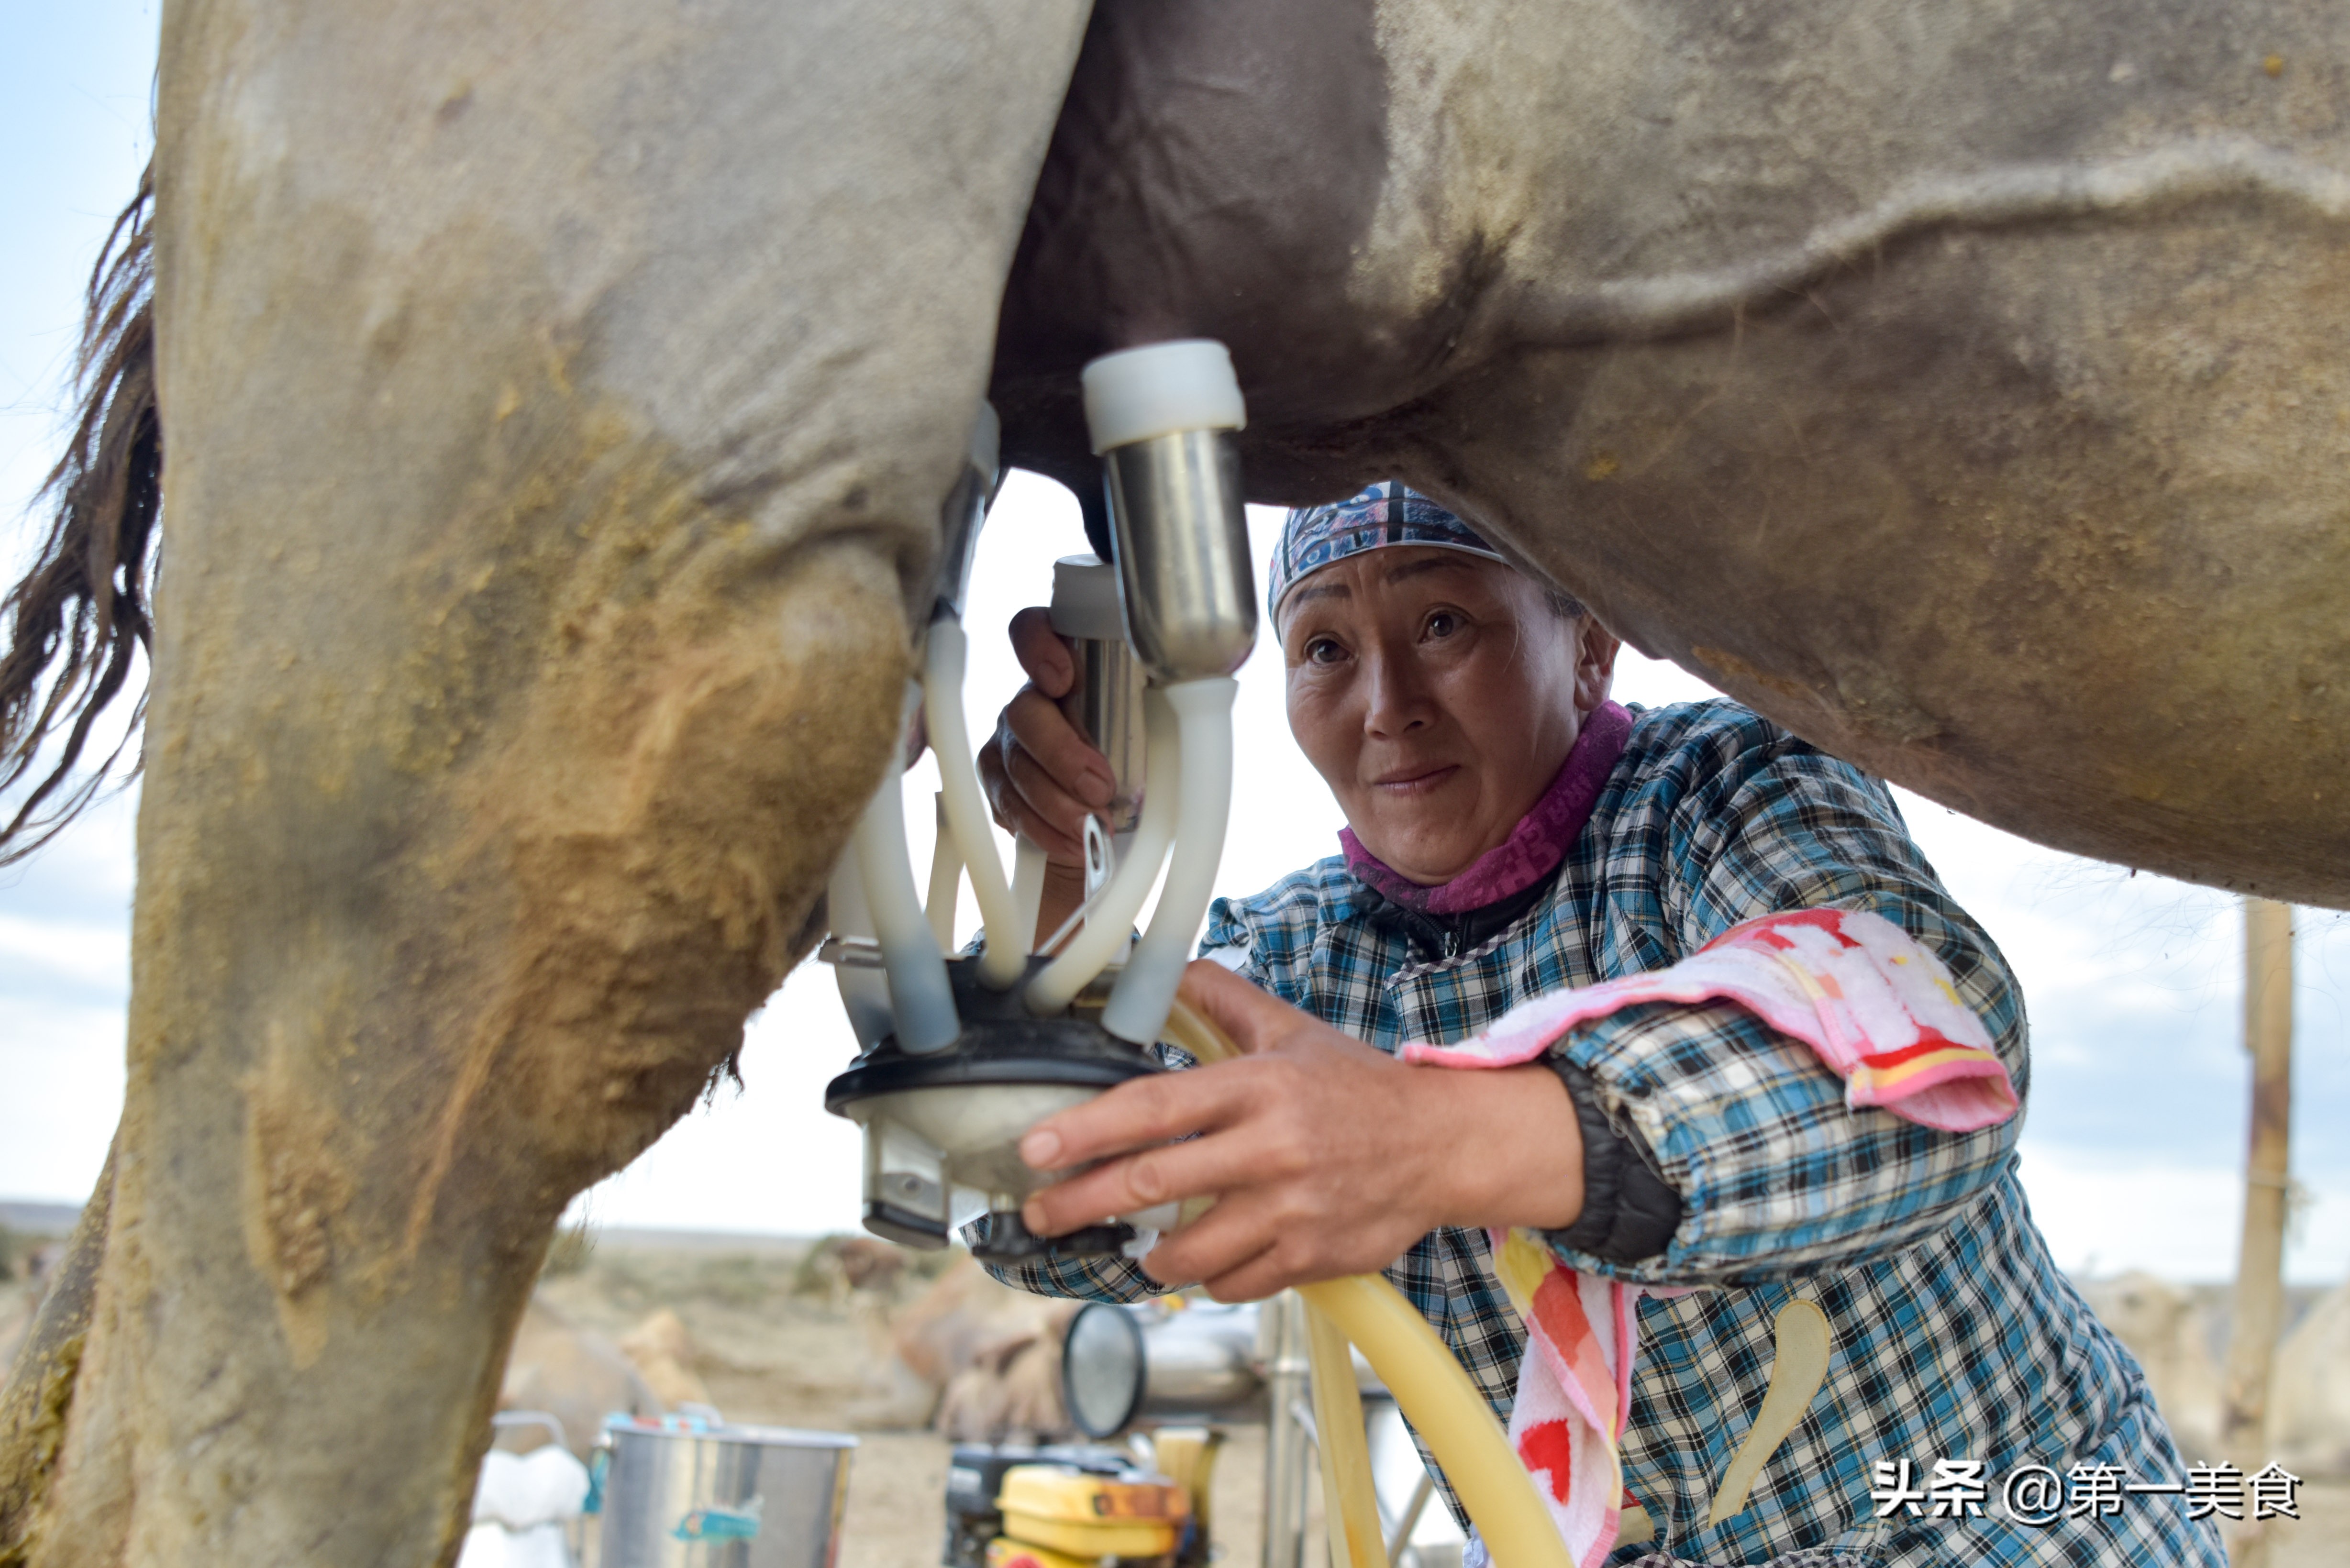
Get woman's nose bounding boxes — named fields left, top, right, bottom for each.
left=1361, top=647, right=1434, bottom=738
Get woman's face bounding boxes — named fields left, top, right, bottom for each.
left=1281, top=548, right=1618, bottom=885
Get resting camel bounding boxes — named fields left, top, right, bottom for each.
left=0, top=0, right=2343, bottom=1562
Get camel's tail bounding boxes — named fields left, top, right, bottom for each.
left=0, top=162, right=161, bottom=865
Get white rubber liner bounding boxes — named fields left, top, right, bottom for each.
left=1080, top=340, right=1246, bottom=454
left=852, top=695, right=960, bottom=1053
left=1049, top=554, right=1124, bottom=640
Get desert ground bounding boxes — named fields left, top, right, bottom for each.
left=2, top=1216, right=2344, bottom=1566
left=501, top=1227, right=1285, bottom=1568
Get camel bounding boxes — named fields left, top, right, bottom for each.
left=871, top=1256, right=1080, bottom=1443
left=0, top=0, right=2344, bottom=1562
left=611, top=1308, right=710, bottom=1414
left=495, top=1301, right=662, bottom=1465
left=2274, top=1278, right=2350, bottom=1479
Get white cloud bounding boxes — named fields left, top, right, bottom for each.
left=2018, top=1140, right=2350, bottom=1286
left=0, top=998, right=124, bottom=1204
left=0, top=914, right=131, bottom=998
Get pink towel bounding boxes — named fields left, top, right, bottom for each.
left=1401, top=905, right=2019, bottom=1564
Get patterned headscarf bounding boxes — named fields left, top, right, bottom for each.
left=1267, top=481, right=1505, bottom=623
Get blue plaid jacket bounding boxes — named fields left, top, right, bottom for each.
left=990, top=700, right=2221, bottom=1567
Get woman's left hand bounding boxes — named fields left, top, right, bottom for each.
left=1016, top=961, right=1585, bottom=1301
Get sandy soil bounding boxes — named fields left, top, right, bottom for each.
left=0, top=1279, right=33, bottom=1371
left=2274, top=1485, right=2350, bottom=1568
left=535, top=1237, right=887, bottom=1429
left=4, top=1232, right=2345, bottom=1565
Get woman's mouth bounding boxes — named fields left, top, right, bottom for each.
left=1370, top=764, right=1460, bottom=795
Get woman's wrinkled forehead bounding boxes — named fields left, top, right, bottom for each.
left=1268, top=480, right=1504, bottom=623
left=1277, top=548, right=1512, bottom=632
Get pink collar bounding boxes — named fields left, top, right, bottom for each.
left=1340, top=701, right=1633, bottom=916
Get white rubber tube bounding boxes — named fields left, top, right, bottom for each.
left=924, top=792, right=961, bottom=949
left=1025, top=687, right=1181, bottom=1016
left=1011, top=836, right=1047, bottom=952
left=852, top=747, right=960, bottom=1054
left=1102, top=677, right=1236, bottom=1045
left=923, top=618, right=1025, bottom=989
left=825, top=849, right=893, bottom=1050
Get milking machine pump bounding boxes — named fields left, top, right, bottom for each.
left=820, top=339, right=1253, bottom=1266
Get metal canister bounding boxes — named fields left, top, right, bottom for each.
left=597, top=1415, right=855, bottom=1568
left=1048, top=555, right=1148, bottom=835
left=1098, top=429, right=1255, bottom=686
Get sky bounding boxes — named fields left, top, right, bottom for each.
left=4, top=0, right=2345, bottom=1284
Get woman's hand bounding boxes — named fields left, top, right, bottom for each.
left=1017, top=962, right=1586, bottom=1301
left=976, top=607, right=1117, bottom=943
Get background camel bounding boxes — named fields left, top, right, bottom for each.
left=0, top=0, right=2345, bottom=1562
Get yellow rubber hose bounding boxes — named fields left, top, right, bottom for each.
left=1162, top=995, right=1241, bottom=1064
left=1306, top=1299, right=1387, bottom=1568
left=1299, top=1275, right=1572, bottom=1568
left=1161, top=998, right=1571, bottom=1568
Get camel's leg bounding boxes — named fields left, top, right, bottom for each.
left=0, top=1147, right=114, bottom=1557
left=0, top=0, right=1092, bottom=1561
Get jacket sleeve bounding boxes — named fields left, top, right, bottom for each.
left=973, top=1218, right=1174, bottom=1303
left=1541, top=734, right=2029, bottom=1288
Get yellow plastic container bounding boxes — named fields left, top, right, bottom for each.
left=996, top=1464, right=1186, bottom=1561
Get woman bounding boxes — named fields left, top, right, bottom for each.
left=977, top=483, right=2215, bottom=1567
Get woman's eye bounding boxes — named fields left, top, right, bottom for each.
left=1306, top=637, right=1346, bottom=665
left=1424, top=611, right=1462, bottom=640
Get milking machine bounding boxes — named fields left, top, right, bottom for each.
left=813, top=341, right=1570, bottom=1568
left=820, top=339, right=1251, bottom=1265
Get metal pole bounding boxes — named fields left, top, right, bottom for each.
left=1386, top=1472, right=1435, bottom=1568
left=1261, top=1291, right=1312, bottom=1568
left=2222, top=897, right=2293, bottom=1568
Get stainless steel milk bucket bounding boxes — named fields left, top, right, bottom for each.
left=597, top=1415, right=854, bottom=1568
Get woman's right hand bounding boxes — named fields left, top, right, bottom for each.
left=977, top=608, right=1119, bottom=937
